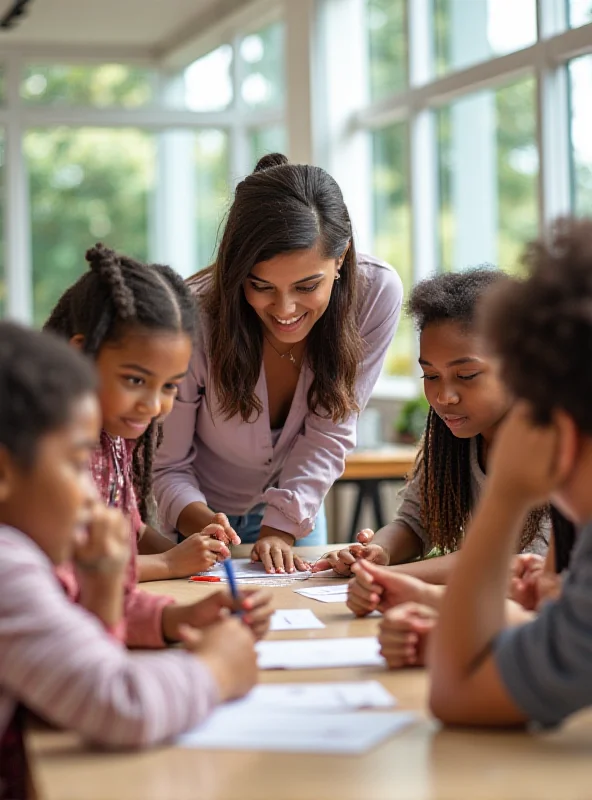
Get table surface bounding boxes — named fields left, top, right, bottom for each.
left=27, top=546, right=592, bottom=800
left=342, top=446, right=417, bottom=480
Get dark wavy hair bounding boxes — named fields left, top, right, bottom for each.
left=190, top=152, right=363, bottom=423
left=44, top=243, right=196, bottom=521
left=408, top=268, right=546, bottom=553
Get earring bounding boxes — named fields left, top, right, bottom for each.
left=335, top=272, right=341, bottom=281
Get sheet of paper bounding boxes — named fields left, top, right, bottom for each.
left=270, top=609, right=325, bottom=631
left=194, top=558, right=311, bottom=582
left=256, top=637, right=384, bottom=670
left=177, top=708, right=416, bottom=754
left=235, top=681, right=396, bottom=712
left=295, top=584, right=349, bottom=603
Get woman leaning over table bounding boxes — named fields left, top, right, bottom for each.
left=153, top=153, right=403, bottom=574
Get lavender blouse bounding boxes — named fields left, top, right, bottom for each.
left=153, top=255, right=403, bottom=539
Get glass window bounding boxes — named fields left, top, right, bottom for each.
left=0, top=67, right=4, bottom=105
left=195, top=130, right=230, bottom=269
left=184, top=45, right=233, bottom=112
left=0, top=130, right=4, bottom=318
left=569, top=55, right=592, bottom=215
left=21, top=65, right=154, bottom=107
left=25, top=128, right=155, bottom=326
left=371, top=122, right=412, bottom=376
left=437, top=76, right=538, bottom=274
left=239, top=21, right=285, bottom=109
left=365, top=0, right=407, bottom=101
left=248, top=125, right=287, bottom=169
left=434, top=0, right=537, bottom=77
left=568, top=0, right=592, bottom=27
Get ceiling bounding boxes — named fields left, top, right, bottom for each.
left=0, top=0, right=250, bottom=58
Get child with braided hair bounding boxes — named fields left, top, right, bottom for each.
left=45, top=243, right=272, bottom=649
left=314, top=268, right=550, bottom=606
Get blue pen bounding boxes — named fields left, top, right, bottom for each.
left=223, top=559, right=241, bottom=614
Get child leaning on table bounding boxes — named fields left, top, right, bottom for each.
left=430, top=217, right=592, bottom=727
left=44, top=244, right=272, bottom=648
left=0, top=323, right=257, bottom=800
left=314, top=268, right=550, bottom=593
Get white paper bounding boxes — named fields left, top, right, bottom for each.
left=270, top=609, right=325, bottom=631
left=256, top=637, right=384, bottom=670
left=295, top=584, right=349, bottom=603
left=177, top=708, right=416, bottom=754
left=235, top=681, right=396, bottom=712
left=194, top=558, right=311, bottom=582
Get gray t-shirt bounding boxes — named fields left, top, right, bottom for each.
left=494, top=522, right=592, bottom=728
left=395, top=437, right=549, bottom=557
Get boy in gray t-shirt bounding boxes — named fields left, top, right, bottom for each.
left=430, top=218, right=592, bottom=728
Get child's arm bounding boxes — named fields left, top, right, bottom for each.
left=429, top=405, right=573, bottom=727
left=136, top=524, right=230, bottom=582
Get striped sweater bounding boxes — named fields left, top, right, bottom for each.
left=0, top=526, right=219, bottom=769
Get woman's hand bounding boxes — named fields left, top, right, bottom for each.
left=311, top=529, right=389, bottom=576
left=250, top=527, right=310, bottom=574
left=379, top=602, right=437, bottom=669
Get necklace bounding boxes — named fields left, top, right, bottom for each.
left=264, top=335, right=300, bottom=368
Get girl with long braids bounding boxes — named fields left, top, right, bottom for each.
left=44, top=243, right=273, bottom=648
left=315, top=268, right=550, bottom=594
left=153, top=153, right=404, bottom=574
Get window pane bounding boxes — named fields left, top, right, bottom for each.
left=240, top=21, right=285, bottom=109
left=570, top=55, right=592, bottom=215
left=25, top=128, right=155, bottom=326
left=0, top=130, right=4, bottom=317
left=0, top=67, right=4, bottom=105
left=195, top=130, right=230, bottom=269
left=366, top=0, right=407, bottom=101
left=248, top=125, right=287, bottom=169
left=21, top=65, right=153, bottom=107
left=184, top=45, right=233, bottom=112
left=568, top=0, right=592, bottom=27
left=437, top=76, right=538, bottom=274
left=371, top=123, right=412, bottom=376
left=434, top=0, right=537, bottom=77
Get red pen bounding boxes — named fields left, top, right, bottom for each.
left=189, top=576, right=221, bottom=582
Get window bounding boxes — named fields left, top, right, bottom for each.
left=21, top=65, right=154, bottom=107
left=438, top=76, right=538, bottom=273
left=248, top=125, right=287, bottom=168
left=371, top=122, right=412, bottom=376
left=239, top=21, right=285, bottom=109
left=184, top=46, right=233, bottom=112
left=0, top=67, right=4, bottom=105
left=434, top=0, right=537, bottom=76
left=365, top=0, right=407, bottom=101
left=569, top=55, right=592, bottom=215
left=568, top=0, right=592, bottom=27
left=195, top=130, right=230, bottom=269
left=25, top=128, right=155, bottom=326
left=0, top=130, right=4, bottom=318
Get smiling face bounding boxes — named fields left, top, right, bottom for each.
left=91, top=327, right=192, bottom=440
left=419, top=320, right=512, bottom=443
left=243, top=244, right=342, bottom=347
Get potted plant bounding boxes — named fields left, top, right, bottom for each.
left=394, top=395, right=430, bottom=444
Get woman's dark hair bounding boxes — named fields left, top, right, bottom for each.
left=0, top=322, right=96, bottom=468
left=407, top=267, right=546, bottom=553
left=44, top=243, right=196, bottom=521
left=550, top=506, right=577, bottom=573
left=190, top=152, right=363, bottom=423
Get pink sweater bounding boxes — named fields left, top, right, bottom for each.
left=0, top=526, right=218, bottom=775
left=56, top=431, right=173, bottom=649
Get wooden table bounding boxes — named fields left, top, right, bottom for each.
left=27, top=546, right=592, bottom=800
left=337, top=447, right=418, bottom=541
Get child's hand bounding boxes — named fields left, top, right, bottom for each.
left=311, top=530, right=389, bottom=576
left=237, top=589, right=273, bottom=640
left=162, top=591, right=232, bottom=641
left=510, top=566, right=563, bottom=611
left=347, top=561, right=434, bottom=617
left=488, top=402, right=569, bottom=508
left=379, top=602, right=437, bottom=669
left=508, top=554, right=545, bottom=609
left=178, top=619, right=257, bottom=702
left=164, top=527, right=230, bottom=579
left=73, top=505, right=130, bottom=575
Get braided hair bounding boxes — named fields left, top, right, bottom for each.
left=44, top=243, right=196, bottom=522
left=408, top=268, right=547, bottom=553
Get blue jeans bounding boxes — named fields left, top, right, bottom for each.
left=225, top=504, right=327, bottom=546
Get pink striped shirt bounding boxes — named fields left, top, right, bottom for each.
left=56, top=431, right=173, bottom=648
left=0, top=525, right=219, bottom=783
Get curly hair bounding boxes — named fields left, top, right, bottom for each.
left=407, top=268, right=546, bottom=553
left=190, top=152, right=363, bottom=424
left=0, top=321, right=96, bottom=468
left=44, top=243, right=195, bottom=521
